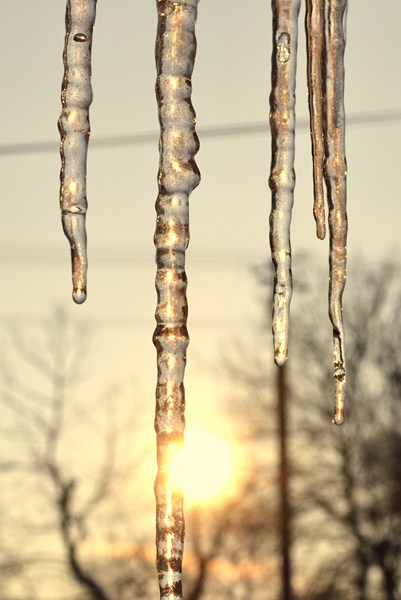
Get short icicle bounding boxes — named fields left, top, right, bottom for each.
left=58, top=0, right=97, bottom=304
left=269, top=0, right=301, bottom=366
left=324, top=0, right=348, bottom=425
left=305, top=0, right=326, bottom=240
left=153, top=1, right=200, bottom=599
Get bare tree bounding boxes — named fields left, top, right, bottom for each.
left=290, top=261, right=401, bottom=600
left=183, top=469, right=279, bottom=600
left=221, top=259, right=401, bottom=600
left=0, top=310, right=155, bottom=600
left=0, top=309, right=281, bottom=600
left=5, top=260, right=399, bottom=600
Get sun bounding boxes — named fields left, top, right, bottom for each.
left=170, top=428, right=237, bottom=505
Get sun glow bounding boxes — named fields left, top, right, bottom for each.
left=170, top=429, right=236, bottom=504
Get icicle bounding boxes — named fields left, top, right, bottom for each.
left=58, top=0, right=97, bottom=304
left=305, top=0, right=326, bottom=240
left=153, top=1, right=200, bottom=599
left=269, top=0, right=301, bottom=366
left=324, top=0, right=348, bottom=425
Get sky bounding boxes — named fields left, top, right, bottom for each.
left=1, top=0, right=401, bottom=585
left=1, top=0, right=400, bottom=377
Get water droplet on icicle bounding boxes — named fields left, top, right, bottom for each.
left=58, top=0, right=97, bottom=304
left=73, top=33, right=88, bottom=42
left=61, top=211, right=87, bottom=304
left=73, top=288, right=87, bottom=304
left=277, top=32, right=291, bottom=63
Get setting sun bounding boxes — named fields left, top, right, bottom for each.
left=170, top=429, right=237, bottom=504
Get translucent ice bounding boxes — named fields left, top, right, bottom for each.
left=153, top=1, right=200, bottom=598
left=324, top=0, right=348, bottom=425
left=270, top=0, right=348, bottom=423
left=305, top=0, right=326, bottom=240
left=269, top=0, right=301, bottom=366
left=58, top=0, right=97, bottom=304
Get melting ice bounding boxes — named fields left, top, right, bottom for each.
left=269, top=0, right=348, bottom=424
left=58, top=0, right=97, bottom=304
left=153, top=1, right=200, bottom=598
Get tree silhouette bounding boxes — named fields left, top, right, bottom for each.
left=0, top=310, right=155, bottom=599
left=0, top=310, right=279, bottom=600
left=3, top=261, right=400, bottom=599
left=222, top=259, right=401, bottom=600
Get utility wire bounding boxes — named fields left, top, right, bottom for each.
left=1, top=109, right=400, bottom=157
left=0, top=314, right=256, bottom=329
left=0, top=245, right=268, bottom=266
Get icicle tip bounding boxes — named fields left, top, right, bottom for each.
left=72, top=287, right=87, bottom=305
left=332, top=369, right=346, bottom=425
left=332, top=409, right=344, bottom=426
left=274, top=346, right=288, bottom=367
left=315, top=217, right=326, bottom=241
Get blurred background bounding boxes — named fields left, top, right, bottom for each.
left=1, top=1, right=401, bottom=598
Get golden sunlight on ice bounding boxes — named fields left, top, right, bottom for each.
left=68, top=181, right=77, bottom=194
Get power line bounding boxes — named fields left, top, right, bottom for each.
left=1, top=109, right=400, bottom=157
left=0, top=314, right=257, bottom=330
left=0, top=245, right=268, bottom=267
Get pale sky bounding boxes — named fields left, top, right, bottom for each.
left=1, top=0, right=401, bottom=443
left=1, top=0, right=401, bottom=562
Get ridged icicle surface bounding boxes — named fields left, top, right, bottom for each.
left=58, top=0, right=97, bottom=304
left=270, top=0, right=348, bottom=423
left=153, top=1, right=200, bottom=599
left=324, top=0, right=348, bottom=425
left=269, top=0, right=301, bottom=367
left=305, top=0, right=348, bottom=424
left=305, top=0, right=326, bottom=240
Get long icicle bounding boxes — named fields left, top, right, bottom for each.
left=58, top=0, right=97, bottom=304
left=305, top=0, right=326, bottom=240
left=153, top=1, right=200, bottom=598
left=324, top=0, right=348, bottom=425
left=269, top=0, right=301, bottom=366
